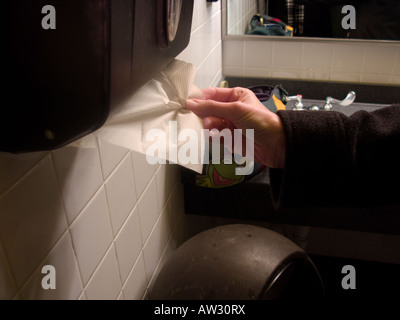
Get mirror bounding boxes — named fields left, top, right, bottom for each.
left=224, top=0, right=400, bottom=42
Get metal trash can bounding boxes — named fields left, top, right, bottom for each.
left=151, top=224, right=324, bottom=300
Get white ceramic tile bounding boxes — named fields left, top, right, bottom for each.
left=194, top=57, right=211, bottom=88
left=114, top=206, right=142, bottom=284
left=176, top=43, right=192, bottom=66
left=226, top=0, right=236, bottom=33
left=191, top=0, right=204, bottom=31
left=242, top=66, right=273, bottom=78
left=200, top=12, right=222, bottom=67
left=155, top=164, right=180, bottom=212
left=131, top=151, right=157, bottom=199
left=0, top=240, right=17, bottom=300
left=85, top=244, right=121, bottom=300
left=51, top=140, right=103, bottom=224
left=193, top=0, right=221, bottom=31
left=237, top=0, right=258, bottom=35
left=97, top=138, right=129, bottom=180
left=272, top=41, right=303, bottom=69
left=392, top=75, right=400, bottom=85
left=223, top=66, right=244, bottom=77
left=190, top=0, right=201, bottom=30
left=147, top=231, right=181, bottom=298
left=331, top=43, right=364, bottom=73
left=330, top=72, right=361, bottom=83
left=209, top=12, right=223, bottom=51
left=142, top=206, right=172, bottom=283
left=393, top=46, right=400, bottom=73
left=12, top=292, right=22, bottom=300
left=78, top=291, right=87, bottom=300
left=168, top=182, right=186, bottom=240
left=166, top=182, right=185, bottom=234
left=223, top=40, right=243, bottom=66
left=179, top=1, right=221, bottom=69
left=302, top=43, right=333, bottom=69
left=301, top=69, right=330, bottom=81
left=0, top=155, right=67, bottom=288
left=0, top=151, right=47, bottom=196
left=270, top=68, right=302, bottom=80
left=196, top=41, right=223, bottom=88
left=224, top=38, right=399, bottom=86
left=244, top=41, right=273, bottom=68
left=360, top=73, right=392, bottom=85
left=142, top=290, right=149, bottom=300
left=20, top=231, right=83, bottom=300
left=393, top=47, right=400, bottom=75
left=137, top=178, right=160, bottom=244
left=362, top=45, right=397, bottom=75
left=211, top=69, right=224, bottom=88
left=69, top=187, right=113, bottom=285
left=123, top=252, right=147, bottom=300
left=180, top=29, right=203, bottom=67
left=105, top=153, right=137, bottom=235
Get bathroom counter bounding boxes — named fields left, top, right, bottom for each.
left=224, top=77, right=400, bottom=105
left=182, top=77, right=400, bottom=235
left=182, top=166, right=400, bottom=235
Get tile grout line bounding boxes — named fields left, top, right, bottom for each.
left=0, top=152, right=50, bottom=200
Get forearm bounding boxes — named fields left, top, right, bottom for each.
left=270, top=105, right=400, bottom=208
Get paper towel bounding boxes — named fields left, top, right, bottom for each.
left=74, top=59, right=206, bottom=173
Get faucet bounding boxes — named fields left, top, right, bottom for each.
left=285, top=94, right=304, bottom=110
left=324, top=91, right=356, bottom=111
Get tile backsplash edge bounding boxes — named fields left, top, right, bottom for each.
left=222, top=38, right=400, bottom=86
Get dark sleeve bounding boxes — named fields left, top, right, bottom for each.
left=269, top=104, right=400, bottom=208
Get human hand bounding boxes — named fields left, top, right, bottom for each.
left=185, top=87, right=286, bottom=168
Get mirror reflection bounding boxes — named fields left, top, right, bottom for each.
left=226, top=0, right=400, bottom=41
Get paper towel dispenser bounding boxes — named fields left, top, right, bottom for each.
left=3, top=0, right=194, bottom=152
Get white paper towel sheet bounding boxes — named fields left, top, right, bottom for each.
left=71, top=59, right=205, bottom=173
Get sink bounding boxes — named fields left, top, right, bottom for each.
left=286, top=99, right=390, bottom=115
left=182, top=77, right=400, bottom=235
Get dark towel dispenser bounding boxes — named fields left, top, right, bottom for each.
left=3, top=0, right=194, bottom=153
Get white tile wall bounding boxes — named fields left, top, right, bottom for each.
left=227, top=0, right=258, bottom=35
left=223, top=38, right=400, bottom=85
left=177, top=0, right=223, bottom=89
left=0, top=0, right=223, bottom=300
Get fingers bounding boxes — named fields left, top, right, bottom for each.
left=203, top=117, right=223, bottom=131
left=202, top=117, right=235, bottom=131
left=185, top=87, right=256, bottom=120
left=185, top=98, right=238, bottom=119
left=201, top=87, right=248, bottom=102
